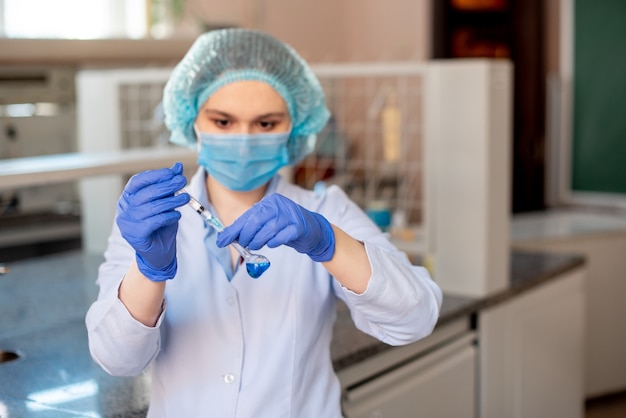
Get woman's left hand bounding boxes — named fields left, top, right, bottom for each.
left=216, top=194, right=335, bottom=262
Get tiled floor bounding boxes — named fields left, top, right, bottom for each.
left=586, top=392, right=626, bottom=418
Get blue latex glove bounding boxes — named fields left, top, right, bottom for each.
left=216, top=194, right=335, bottom=262
left=116, top=162, right=190, bottom=281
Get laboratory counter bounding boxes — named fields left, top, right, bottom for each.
left=0, top=249, right=584, bottom=417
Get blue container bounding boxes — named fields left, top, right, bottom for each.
left=366, top=202, right=392, bottom=231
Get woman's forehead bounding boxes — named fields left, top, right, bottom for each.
left=201, top=80, right=288, bottom=116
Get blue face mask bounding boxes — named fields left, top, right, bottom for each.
left=196, top=129, right=291, bottom=192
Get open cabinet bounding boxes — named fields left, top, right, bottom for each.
left=431, top=0, right=546, bottom=213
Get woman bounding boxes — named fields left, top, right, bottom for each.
left=86, top=28, right=441, bottom=417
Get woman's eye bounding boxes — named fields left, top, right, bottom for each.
left=258, top=121, right=276, bottom=130
left=214, top=119, right=230, bottom=128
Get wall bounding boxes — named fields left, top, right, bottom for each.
left=187, top=0, right=433, bottom=63
left=342, top=0, right=432, bottom=62
left=261, top=0, right=347, bottom=62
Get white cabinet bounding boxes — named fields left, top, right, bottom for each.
left=479, top=267, right=586, bottom=418
left=340, top=320, right=477, bottom=418
left=336, top=260, right=585, bottom=418
left=512, top=212, right=626, bottom=397
left=423, top=60, right=512, bottom=298
left=342, top=336, right=476, bottom=418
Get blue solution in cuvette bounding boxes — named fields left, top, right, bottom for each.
left=246, top=261, right=271, bottom=279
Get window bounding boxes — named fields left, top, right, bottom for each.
left=2, top=0, right=146, bottom=39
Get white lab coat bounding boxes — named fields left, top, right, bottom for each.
left=86, top=167, right=442, bottom=418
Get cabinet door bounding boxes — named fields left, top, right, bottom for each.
left=342, top=334, right=476, bottom=418
left=479, top=268, right=585, bottom=418
left=513, top=233, right=626, bottom=397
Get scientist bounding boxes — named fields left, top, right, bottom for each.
left=86, top=28, right=442, bottom=417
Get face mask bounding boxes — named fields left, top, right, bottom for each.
left=196, top=129, right=291, bottom=192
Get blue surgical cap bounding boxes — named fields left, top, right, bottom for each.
left=163, top=28, right=330, bottom=165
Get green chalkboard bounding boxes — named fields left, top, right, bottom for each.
left=573, top=0, right=626, bottom=194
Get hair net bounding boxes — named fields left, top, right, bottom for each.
left=163, top=28, right=330, bottom=165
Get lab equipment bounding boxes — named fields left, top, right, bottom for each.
left=178, top=190, right=270, bottom=278
left=366, top=200, right=392, bottom=232
left=117, top=163, right=189, bottom=282
left=216, top=193, right=335, bottom=263
left=381, top=92, right=401, bottom=163
left=162, top=28, right=330, bottom=165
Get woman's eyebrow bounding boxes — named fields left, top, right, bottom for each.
left=203, top=109, right=233, bottom=118
left=254, top=112, right=288, bottom=120
left=202, top=109, right=287, bottom=120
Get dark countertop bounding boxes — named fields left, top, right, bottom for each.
left=330, top=251, right=586, bottom=370
left=0, top=250, right=584, bottom=417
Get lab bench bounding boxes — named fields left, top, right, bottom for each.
left=0, top=148, right=197, bottom=257
left=0, top=250, right=585, bottom=417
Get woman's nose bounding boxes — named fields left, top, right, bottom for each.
left=233, top=125, right=253, bottom=135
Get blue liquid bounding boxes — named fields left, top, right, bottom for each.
left=246, top=261, right=270, bottom=278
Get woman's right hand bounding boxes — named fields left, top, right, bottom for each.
left=116, top=162, right=190, bottom=281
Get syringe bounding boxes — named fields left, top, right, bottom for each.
left=177, top=190, right=270, bottom=278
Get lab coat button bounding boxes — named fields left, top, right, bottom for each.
left=223, top=373, right=236, bottom=384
